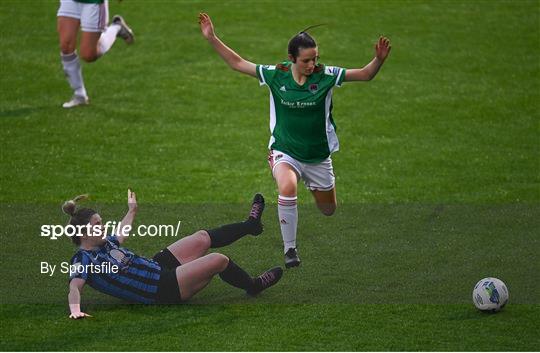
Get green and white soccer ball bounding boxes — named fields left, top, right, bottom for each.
left=472, top=277, right=509, bottom=312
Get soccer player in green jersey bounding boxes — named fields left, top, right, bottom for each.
left=199, top=13, right=391, bottom=268
left=57, top=0, right=134, bottom=108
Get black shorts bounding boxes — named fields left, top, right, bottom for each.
left=153, top=252, right=183, bottom=304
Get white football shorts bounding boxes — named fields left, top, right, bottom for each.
left=268, top=149, right=335, bottom=191
left=57, top=0, right=109, bottom=33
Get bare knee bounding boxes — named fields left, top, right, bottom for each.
left=208, top=253, right=229, bottom=272
left=318, top=202, right=337, bottom=216
left=80, top=53, right=99, bottom=62
left=321, top=206, right=336, bottom=216
left=60, top=40, right=76, bottom=55
left=194, top=230, right=211, bottom=249
left=79, top=47, right=99, bottom=62
left=278, top=181, right=297, bottom=197
left=275, top=164, right=298, bottom=197
left=57, top=19, right=78, bottom=54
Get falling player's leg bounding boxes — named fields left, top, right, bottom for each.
left=174, top=253, right=283, bottom=300
left=205, top=193, right=266, bottom=247
left=153, top=194, right=266, bottom=267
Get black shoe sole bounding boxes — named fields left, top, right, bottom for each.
left=285, top=260, right=300, bottom=268
left=112, top=16, right=134, bottom=44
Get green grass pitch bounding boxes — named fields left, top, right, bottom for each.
left=1, top=0, right=539, bottom=351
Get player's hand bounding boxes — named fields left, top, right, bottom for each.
left=69, top=312, right=92, bottom=319
left=375, top=36, right=391, bottom=61
left=199, top=13, right=215, bottom=40
left=128, top=188, right=137, bottom=212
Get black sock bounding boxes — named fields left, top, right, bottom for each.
left=207, top=221, right=257, bottom=248
left=218, top=259, right=255, bottom=292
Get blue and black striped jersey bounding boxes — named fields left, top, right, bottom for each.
left=69, top=236, right=161, bottom=304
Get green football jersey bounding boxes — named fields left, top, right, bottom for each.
left=256, top=61, right=346, bottom=163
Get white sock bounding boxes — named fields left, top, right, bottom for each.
left=278, top=195, right=298, bottom=253
left=61, top=52, right=87, bottom=98
left=97, top=24, right=121, bottom=56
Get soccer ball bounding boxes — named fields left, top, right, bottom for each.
left=472, top=277, right=509, bottom=312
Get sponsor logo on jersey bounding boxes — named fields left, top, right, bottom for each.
left=280, top=86, right=287, bottom=92
left=280, top=99, right=316, bottom=108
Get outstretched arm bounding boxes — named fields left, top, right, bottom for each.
left=117, top=188, right=137, bottom=244
left=199, top=13, right=257, bottom=78
left=68, top=278, right=92, bottom=319
left=345, top=36, right=391, bottom=81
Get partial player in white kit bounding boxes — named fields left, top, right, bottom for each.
left=199, top=13, right=391, bottom=268
left=57, top=0, right=134, bottom=108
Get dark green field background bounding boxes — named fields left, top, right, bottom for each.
left=1, top=0, right=539, bottom=351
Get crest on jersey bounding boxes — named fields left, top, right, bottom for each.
left=309, top=84, right=319, bottom=94
left=109, top=248, right=133, bottom=270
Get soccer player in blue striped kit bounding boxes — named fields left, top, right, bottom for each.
left=65, top=189, right=282, bottom=319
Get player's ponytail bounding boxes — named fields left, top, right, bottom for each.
left=62, top=194, right=96, bottom=246
left=62, top=194, right=88, bottom=216
left=288, top=23, right=326, bottom=62
left=300, top=23, right=326, bottom=33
